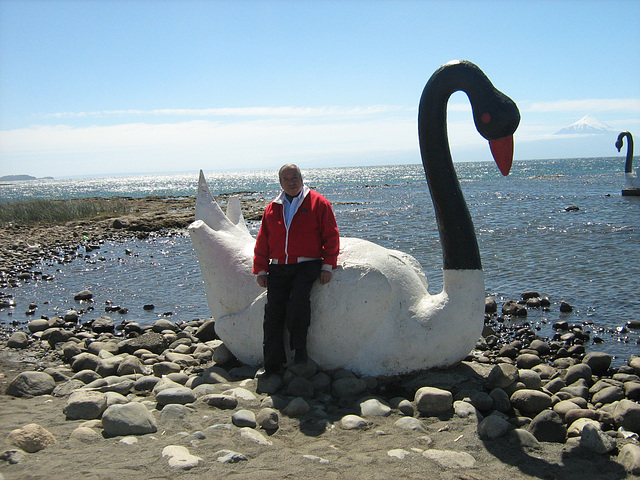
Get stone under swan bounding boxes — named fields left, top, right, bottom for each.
left=188, top=60, right=521, bottom=376
left=615, top=131, right=640, bottom=196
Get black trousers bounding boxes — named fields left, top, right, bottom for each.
left=263, top=260, right=321, bottom=368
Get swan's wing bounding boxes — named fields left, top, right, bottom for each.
left=225, top=195, right=251, bottom=235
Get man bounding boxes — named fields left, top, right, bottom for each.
left=253, top=164, right=340, bottom=375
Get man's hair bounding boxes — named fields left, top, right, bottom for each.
left=279, top=164, right=302, bottom=180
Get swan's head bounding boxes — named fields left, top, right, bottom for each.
left=472, top=88, right=520, bottom=176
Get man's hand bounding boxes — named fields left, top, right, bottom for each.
left=257, top=275, right=268, bottom=288
left=319, top=270, right=332, bottom=285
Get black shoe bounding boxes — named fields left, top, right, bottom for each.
left=294, top=347, right=308, bottom=365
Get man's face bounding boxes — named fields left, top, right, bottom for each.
left=279, top=168, right=303, bottom=197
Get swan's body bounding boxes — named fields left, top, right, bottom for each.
left=189, top=60, right=520, bottom=376
left=616, top=131, right=640, bottom=196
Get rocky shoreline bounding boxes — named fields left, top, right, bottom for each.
left=1, top=196, right=640, bottom=479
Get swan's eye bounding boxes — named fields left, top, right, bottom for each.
left=481, top=113, right=491, bottom=124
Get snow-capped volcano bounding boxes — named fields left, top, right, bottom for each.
left=554, top=114, right=614, bottom=135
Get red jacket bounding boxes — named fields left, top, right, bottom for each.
left=253, top=187, right=340, bottom=274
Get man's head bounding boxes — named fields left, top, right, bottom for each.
left=279, top=164, right=303, bottom=197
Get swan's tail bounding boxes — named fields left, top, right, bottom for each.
left=195, top=170, right=252, bottom=238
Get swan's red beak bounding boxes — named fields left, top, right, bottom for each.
left=489, top=136, right=514, bottom=176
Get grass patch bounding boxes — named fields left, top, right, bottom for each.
left=0, top=197, right=131, bottom=225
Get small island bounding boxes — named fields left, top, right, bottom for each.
left=0, top=175, right=53, bottom=181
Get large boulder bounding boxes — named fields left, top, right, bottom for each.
left=117, top=332, right=166, bottom=354
left=102, top=402, right=157, bottom=437
left=64, top=390, right=108, bottom=420
left=6, top=371, right=55, bottom=397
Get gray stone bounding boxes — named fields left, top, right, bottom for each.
left=529, top=339, right=551, bottom=356
left=592, top=385, right=625, bottom=405
left=528, top=410, right=567, bottom=443
left=579, top=423, right=617, bottom=454
left=161, top=444, right=203, bottom=470
left=74, top=289, right=94, bottom=301
left=71, top=369, right=101, bottom=384
left=582, top=352, right=611, bottom=375
left=614, top=399, right=640, bottom=433
left=156, top=387, right=197, bottom=408
left=340, top=414, right=368, bottom=430
left=516, top=353, right=541, bottom=369
left=7, top=331, right=29, bottom=348
left=105, top=391, right=129, bottom=407
left=509, top=428, right=541, bottom=448
left=194, top=318, right=217, bottom=342
left=618, top=444, right=640, bottom=475
left=283, top=397, right=310, bottom=417
left=203, top=394, right=238, bottom=410
left=394, top=417, right=428, bottom=433
left=415, top=387, right=453, bottom=416
left=469, top=391, right=493, bottom=411
left=52, top=379, right=85, bottom=397
left=477, top=414, right=512, bottom=440
left=116, top=355, right=144, bottom=376
left=239, top=427, right=273, bottom=445
left=71, top=352, right=103, bottom=373
left=70, top=426, right=101, bottom=443
left=164, top=352, right=198, bottom=367
left=160, top=404, right=192, bottom=422
left=153, top=319, right=179, bottom=332
left=553, top=400, right=582, bottom=420
left=518, top=369, right=542, bottom=390
left=454, top=400, right=480, bottom=419
left=102, top=402, right=157, bottom=436
left=6, top=371, right=55, bottom=397
left=152, top=361, right=181, bottom=377
left=332, top=377, right=367, bottom=397
left=91, top=316, right=114, bottom=333
left=118, top=332, right=166, bottom=355
left=212, top=343, right=235, bottom=365
left=216, top=450, right=248, bottom=464
left=422, top=449, right=476, bottom=469
left=64, top=390, right=108, bottom=420
left=487, top=363, right=518, bottom=389
left=489, top=388, right=511, bottom=413
left=286, top=376, right=315, bottom=398
left=564, top=363, right=592, bottom=386
left=256, top=408, right=279, bottom=430
left=232, top=409, right=256, bottom=428
left=360, top=398, right=391, bottom=417
left=510, top=389, right=552, bottom=416
left=28, top=319, right=50, bottom=333
left=133, top=375, right=161, bottom=392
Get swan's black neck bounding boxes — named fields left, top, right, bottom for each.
left=617, top=132, right=634, bottom=173
left=418, top=61, right=517, bottom=271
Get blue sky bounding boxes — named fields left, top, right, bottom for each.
left=1, top=0, right=639, bottom=178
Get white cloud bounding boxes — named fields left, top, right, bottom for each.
left=525, top=98, right=640, bottom=113
left=46, top=105, right=416, bottom=120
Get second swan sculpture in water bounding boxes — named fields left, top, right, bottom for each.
left=189, top=60, right=521, bottom=376
left=615, top=131, right=640, bottom=196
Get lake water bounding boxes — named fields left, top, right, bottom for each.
left=1, top=157, right=639, bottom=365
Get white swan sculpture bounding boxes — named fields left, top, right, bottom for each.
left=188, top=60, right=520, bottom=376
left=616, top=131, right=640, bottom=196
